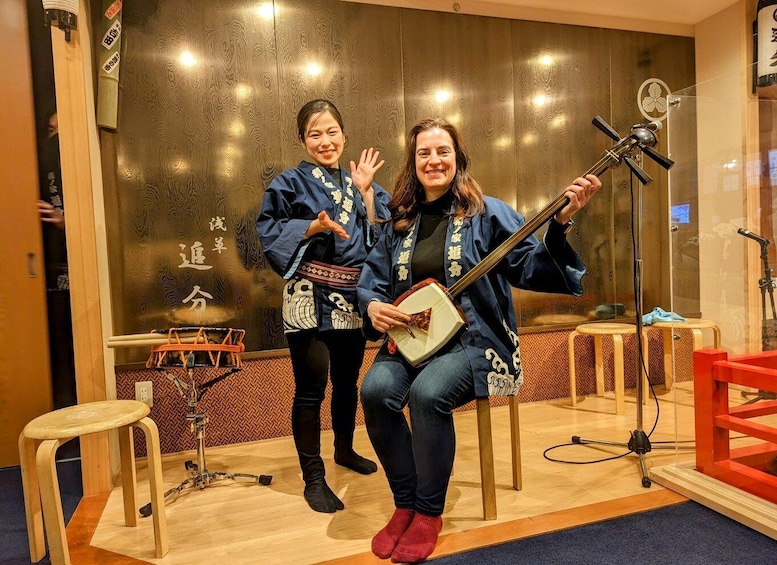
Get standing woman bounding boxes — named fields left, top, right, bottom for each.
left=257, top=99, right=391, bottom=513
left=357, top=118, right=601, bottom=562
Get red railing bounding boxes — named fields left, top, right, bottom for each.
left=694, top=349, right=777, bottom=503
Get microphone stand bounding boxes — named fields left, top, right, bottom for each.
left=741, top=236, right=777, bottom=404
left=566, top=118, right=679, bottom=488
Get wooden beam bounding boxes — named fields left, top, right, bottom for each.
left=50, top=3, right=112, bottom=495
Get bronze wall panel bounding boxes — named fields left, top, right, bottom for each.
left=400, top=11, right=515, bottom=204
left=104, top=0, right=695, bottom=359
left=113, top=1, right=283, bottom=362
left=609, top=31, right=696, bottom=314
left=510, top=21, right=613, bottom=325
left=273, top=0, right=405, bottom=179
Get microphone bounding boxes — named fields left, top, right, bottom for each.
left=631, top=121, right=662, bottom=132
left=737, top=228, right=770, bottom=246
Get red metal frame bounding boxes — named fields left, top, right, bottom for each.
left=694, top=349, right=777, bottom=503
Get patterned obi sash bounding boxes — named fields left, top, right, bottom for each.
left=296, top=260, right=362, bottom=288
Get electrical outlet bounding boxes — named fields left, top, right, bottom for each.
left=135, top=381, right=153, bottom=408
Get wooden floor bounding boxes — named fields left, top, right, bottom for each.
left=68, top=383, right=709, bottom=564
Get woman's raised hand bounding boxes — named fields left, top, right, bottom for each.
left=350, top=147, right=385, bottom=194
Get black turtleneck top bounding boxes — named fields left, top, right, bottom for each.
left=411, top=190, right=454, bottom=284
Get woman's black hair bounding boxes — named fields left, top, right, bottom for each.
left=296, top=99, right=344, bottom=141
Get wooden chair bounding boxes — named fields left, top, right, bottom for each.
left=569, top=322, right=648, bottom=415
left=407, top=395, right=522, bottom=520
left=649, top=318, right=721, bottom=390
left=474, top=396, right=522, bottom=520
left=18, top=400, right=168, bottom=565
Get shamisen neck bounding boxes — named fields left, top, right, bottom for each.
left=446, top=146, right=622, bottom=300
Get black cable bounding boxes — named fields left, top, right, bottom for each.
left=543, top=443, right=632, bottom=465
left=543, top=160, right=677, bottom=467
left=629, top=172, right=661, bottom=441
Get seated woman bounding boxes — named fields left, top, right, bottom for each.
left=357, top=117, right=601, bottom=562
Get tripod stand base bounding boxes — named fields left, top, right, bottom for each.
left=627, top=430, right=653, bottom=488
left=139, top=462, right=272, bottom=517
left=741, top=389, right=777, bottom=405
left=570, top=428, right=681, bottom=489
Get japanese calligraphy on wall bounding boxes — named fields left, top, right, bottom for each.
left=176, top=216, right=229, bottom=313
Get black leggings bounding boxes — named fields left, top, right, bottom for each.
left=286, top=329, right=366, bottom=481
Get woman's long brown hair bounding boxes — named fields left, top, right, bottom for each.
left=389, top=118, right=484, bottom=233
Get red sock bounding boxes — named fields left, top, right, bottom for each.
left=391, top=513, right=443, bottom=563
left=371, top=508, right=415, bottom=559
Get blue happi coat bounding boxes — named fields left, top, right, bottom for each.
left=357, top=196, right=586, bottom=397
left=257, top=161, right=391, bottom=333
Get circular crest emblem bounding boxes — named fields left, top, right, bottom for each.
left=637, top=78, right=671, bottom=122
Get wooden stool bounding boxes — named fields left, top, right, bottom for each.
left=568, top=322, right=648, bottom=415
left=649, top=318, right=721, bottom=390
left=474, top=396, right=522, bottom=520
left=18, top=400, right=168, bottom=565
left=532, top=314, right=588, bottom=326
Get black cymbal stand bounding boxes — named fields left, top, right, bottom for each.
left=140, top=353, right=272, bottom=517
left=740, top=231, right=777, bottom=404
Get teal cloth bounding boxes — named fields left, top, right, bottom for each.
left=642, top=307, right=686, bottom=326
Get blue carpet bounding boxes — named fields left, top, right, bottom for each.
left=2, top=460, right=777, bottom=564
left=0, top=460, right=82, bottom=565
left=432, top=501, right=777, bottom=564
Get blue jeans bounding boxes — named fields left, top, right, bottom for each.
left=360, top=344, right=475, bottom=516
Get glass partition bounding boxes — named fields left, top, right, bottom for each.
left=653, top=65, right=777, bottom=520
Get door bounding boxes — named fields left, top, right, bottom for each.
left=0, top=0, right=54, bottom=467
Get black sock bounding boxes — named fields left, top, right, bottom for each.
left=334, top=449, right=378, bottom=474
left=303, top=480, right=344, bottom=513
